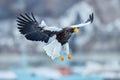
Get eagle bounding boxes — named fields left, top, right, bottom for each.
left=17, top=13, right=93, bottom=61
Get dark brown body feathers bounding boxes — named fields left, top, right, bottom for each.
left=56, top=28, right=74, bottom=45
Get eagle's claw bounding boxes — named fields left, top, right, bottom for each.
left=59, top=55, right=64, bottom=62
left=68, top=54, right=72, bottom=60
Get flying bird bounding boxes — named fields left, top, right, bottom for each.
left=17, top=13, right=93, bottom=61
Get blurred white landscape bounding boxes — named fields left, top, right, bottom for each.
left=0, top=0, right=120, bottom=80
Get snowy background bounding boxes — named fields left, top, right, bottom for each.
left=0, top=0, right=120, bottom=80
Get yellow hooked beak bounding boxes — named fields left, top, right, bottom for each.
left=74, top=28, right=79, bottom=34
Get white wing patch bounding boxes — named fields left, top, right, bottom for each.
left=41, top=20, right=48, bottom=27
left=39, top=20, right=48, bottom=27
left=43, top=26, right=62, bottom=32
left=39, top=20, right=62, bottom=32
left=43, top=39, right=62, bottom=60
left=71, top=21, right=91, bottom=28
left=70, top=13, right=93, bottom=28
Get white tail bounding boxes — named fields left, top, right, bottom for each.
left=43, top=39, right=62, bottom=60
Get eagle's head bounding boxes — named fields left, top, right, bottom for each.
left=64, top=27, right=79, bottom=34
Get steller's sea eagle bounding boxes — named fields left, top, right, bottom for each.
left=17, top=13, right=93, bottom=61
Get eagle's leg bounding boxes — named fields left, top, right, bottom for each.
left=52, top=45, right=64, bottom=62
left=63, top=43, right=72, bottom=60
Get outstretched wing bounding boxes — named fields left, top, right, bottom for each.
left=17, top=13, right=59, bottom=43
left=70, top=13, right=94, bottom=28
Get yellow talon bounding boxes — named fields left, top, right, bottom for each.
left=59, top=55, right=64, bottom=62
left=68, top=54, right=72, bottom=60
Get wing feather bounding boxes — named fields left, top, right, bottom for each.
left=17, top=13, right=58, bottom=43
left=70, top=13, right=94, bottom=28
